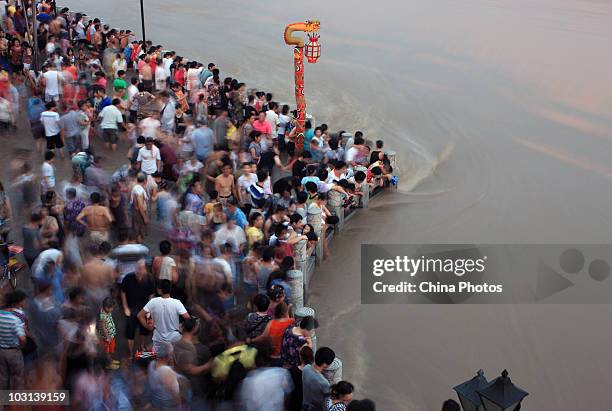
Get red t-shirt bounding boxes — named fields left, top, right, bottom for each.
left=174, top=68, right=185, bottom=87
left=269, top=318, right=295, bottom=357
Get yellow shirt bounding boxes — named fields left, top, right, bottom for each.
left=204, top=201, right=218, bottom=216
left=246, top=226, right=264, bottom=247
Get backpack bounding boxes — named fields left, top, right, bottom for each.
left=211, top=344, right=257, bottom=381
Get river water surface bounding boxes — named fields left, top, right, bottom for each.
left=63, top=0, right=612, bottom=409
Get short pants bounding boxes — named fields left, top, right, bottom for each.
left=102, top=338, right=116, bottom=354
left=46, top=133, right=64, bottom=150
left=125, top=314, right=150, bottom=340
left=102, top=128, right=119, bottom=144
left=30, top=121, right=45, bottom=140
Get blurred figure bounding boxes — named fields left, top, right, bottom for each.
left=302, top=347, right=335, bottom=411
left=327, top=381, right=355, bottom=411
left=120, top=259, right=154, bottom=356
left=148, top=342, right=183, bottom=410
left=346, top=400, right=376, bottom=411
left=441, top=399, right=461, bottom=411
left=138, top=279, right=190, bottom=351
left=240, top=346, right=293, bottom=411
left=0, top=290, right=27, bottom=390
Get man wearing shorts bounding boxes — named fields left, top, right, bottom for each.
left=120, top=259, right=155, bottom=356
left=41, top=64, right=61, bottom=103
left=98, top=98, right=124, bottom=152
left=40, top=101, right=64, bottom=159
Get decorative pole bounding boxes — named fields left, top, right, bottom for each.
left=284, top=20, right=321, bottom=154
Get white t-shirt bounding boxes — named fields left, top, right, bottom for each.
left=127, top=84, right=139, bottom=103
left=155, top=66, right=166, bottom=91
left=158, top=256, right=176, bottom=281
left=33, top=248, right=62, bottom=278
left=99, top=105, right=123, bottom=130
left=326, top=170, right=350, bottom=184
left=345, top=146, right=359, bottom=163
left=45, top=42, right=55, bottom=55
left=160, top=100, right=176, bottom=131
left=238, top=173, right=257, bottom=194
left=162, top=58, right=173, bottom=78
left=278, top=113, right=290, bottom=136
left=140, top=117, right=160, bottom=138
left=130, top=184, right=149, bottom=209
left=137, top=145, right=161, bottom=175
left=112, top=59, right=127, bottom=77
left=40, top=110, right=61, bottom=136
left=41, top=162, right=55, bottom=191
left=238, top=173, right=257, bottom=203
left=239, top=368, right=293, bottom=410
left=42, top=71, right=60, bottom=96
left=182, top=160, right=203, bottom=175
left=143, top=297, right=187, bottom=344
left=214, top=225, right=246, bottom=254
left=212, top=257, right=233, bottom=284
left=0, top=98, right=11, bottom=122
left=265, top=110, right=279, bottom=136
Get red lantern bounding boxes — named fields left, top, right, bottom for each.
left=305, top=34, right=321, bottom=63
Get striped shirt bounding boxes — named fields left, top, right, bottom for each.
left=249, top=183, right=266, bottom=209
left=0, top=310, right=25, bottom=349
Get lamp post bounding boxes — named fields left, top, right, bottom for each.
left=453, top=369, right=489, bottom=411
left=139, top=0, right=146, bottom=46
left=31, top=0, right=39, bottom=70
left=476, top=370, right=529, bottom=411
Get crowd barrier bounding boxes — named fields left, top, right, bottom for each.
left=290, top=177, right=392, bottom=385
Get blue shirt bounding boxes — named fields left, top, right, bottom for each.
left=185, top=192, right=204, bottom=215
left=301, top=176, right=320, bottom=186
left=34, top=267, right=65, bottom=304
left=191, top=127, right=214, bottom=160
left=226, top=207, right=248, bottom=229
left=199, top=69, right=213, bottom=85
left=303, top=129, right=315, bottom=152
left=123, top=46, right=133, bottom=62
left=27, top=98, right=45, bottom=122
left=98, top=96, right=112, bottom=113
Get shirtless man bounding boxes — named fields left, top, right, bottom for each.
left=130, top=173, right=149, bottom=242
left=76, top=192, right=114, bottom=245
left=93, top=24, right=104, bottom=51
left=215, top=163, right=238, bottom=206
left=80, top=242, right=116, bottom=309
left=140, top=56, right=153, bottom=92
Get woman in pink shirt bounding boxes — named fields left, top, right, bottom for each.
left=252, top=111, right=272, bottom=136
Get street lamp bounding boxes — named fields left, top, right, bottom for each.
left=139, top=0, right=146, bottom=45
left=476, top=370, right=529, bottom=411
left=453, top=369, right=489, bottom=411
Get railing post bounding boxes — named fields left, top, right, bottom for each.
left=361, top=182, right=370, bottom=208
left=286, top=269, right=304, bottom=310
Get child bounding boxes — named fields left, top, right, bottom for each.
left=98, top=297, right=120, bottom=370
left=204, top=190, right=220, bottom=216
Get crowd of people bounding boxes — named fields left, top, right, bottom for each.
left=0, top=1, right=443, bottom=410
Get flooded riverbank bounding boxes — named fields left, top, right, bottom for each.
left=60, top=0, right=612, bottom=409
